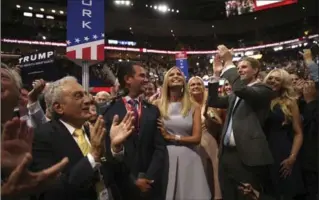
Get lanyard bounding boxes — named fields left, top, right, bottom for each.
left=122, top=98, right=142, bottom=126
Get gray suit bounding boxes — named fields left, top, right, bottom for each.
left=207, top=67, right=275, bottom=200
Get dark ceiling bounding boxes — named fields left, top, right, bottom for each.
left=17, top=0, right=227, bottom=21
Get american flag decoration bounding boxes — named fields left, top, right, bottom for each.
left=66, top=33, right=105, bottom=60
left=66, top=0, right=105, bottom=61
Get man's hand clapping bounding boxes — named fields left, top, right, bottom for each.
left=217, top=45, right=233, bottom=63
left=1, top=118, right=69, bottom=198
left=110, top=112, right=135, bottom=153
left=90, top=116, right=107, bottom=162
left=1, top=118, right=33, bottom=176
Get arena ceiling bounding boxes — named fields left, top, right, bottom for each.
left=4, top=0, right=317, bottom=36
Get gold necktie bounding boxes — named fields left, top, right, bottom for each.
left=73, top=129, right=90, bottom=156
left=74, top=129, right=107, bottom=198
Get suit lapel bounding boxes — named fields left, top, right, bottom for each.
left=51, top=120, right=84, bottom=166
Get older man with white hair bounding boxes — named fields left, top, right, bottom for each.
left=31, top=76, right=135, bottom=200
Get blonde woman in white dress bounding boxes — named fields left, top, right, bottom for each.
left=155, top=67, right=211, bottom=200
left=188, top=76, right=223, bottom=200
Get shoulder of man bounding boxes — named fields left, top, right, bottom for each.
left=252, top=82, right=274, bottom=92
left=142, top=99, right=158, bottom=109
left=33, top=120, right=56, bottom=139
left=99, top=98, right=121, bottom=116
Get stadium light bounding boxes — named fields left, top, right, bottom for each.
left=40, top=8, right=45, bottom=11
left=28, top=7, right=33, bottom=10
left=60, top=10, right=64, bottom=14
left=36, top=14, right=44, bottom=18
left=52, top=9, right=56, bottom=13
left=16, top=5, right=21, bottom=8
left=46, top=15, right=54, bottom=19
left=158, top=5, right=168, bottom=13
left=149, top=4, right=178, bottom=14
left=114, top=1, right=132, bottom=6
left=23, top=12, right=33, bottom=17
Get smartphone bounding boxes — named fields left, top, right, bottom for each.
left=219, top=79, right=226, bottom=86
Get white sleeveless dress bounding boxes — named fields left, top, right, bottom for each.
left=163, top=102, right=211, bottom=200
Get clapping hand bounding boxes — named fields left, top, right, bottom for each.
left=2, top=118, right=34, bottom=176
left=2, top=153, right=68, bottom=199
left=217, top=45, right=233, bottom=62
left=90, top=116, right=107, bottom=162
left=1, top=117, right=69, bottom=198
left=110, top=112, right=135, bottom=153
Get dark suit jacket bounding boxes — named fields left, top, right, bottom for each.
left=31, top=119, right=102, bottom=200
left=102, top=99, right=167, bottom=200
left=207, top=68, right=274, bottom=166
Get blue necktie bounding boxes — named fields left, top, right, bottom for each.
left=128, top=99, right=139, bottom=133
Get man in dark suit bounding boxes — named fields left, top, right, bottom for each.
left=103, top=62, right=167, bottom=200
left=207, top=45, right=275, bottom=200
left=31, top=76, right=134, bottom=200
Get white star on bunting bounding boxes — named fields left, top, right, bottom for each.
left=75, top=38, right=80, bottom=43
left=101, top=33, right=105, bottom=38
left=84, top=36, right=89, bottom=41
left=93, top=34, right=98, bottom=39
left=66, top=40, right=71, bottom=45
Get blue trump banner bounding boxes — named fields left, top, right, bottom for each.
left=66, top=0, right=105, bottom=61
left=175, top=52, right=189, bottom=79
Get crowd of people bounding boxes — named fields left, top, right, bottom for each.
left=1, top=44, right=318, bottom=200
left=225, top=0, right=255, bottom=17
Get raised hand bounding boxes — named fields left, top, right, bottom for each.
left=28, top=79, right=46, bottom=103
left=1, top=118, right=34, bottom=176
left=110, top=112, right=135, bottom=152
left=217, top=44, right=233, bottom=63
left=90, top=116, right=106, bottom=162
left=2, top=153, right=69, bottom=199
left=213, top=55, right=224, bottom=77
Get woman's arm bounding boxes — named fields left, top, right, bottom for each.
left=172, top=105, right=202, bottom=145
left=289, top=100, right=304, bottom=159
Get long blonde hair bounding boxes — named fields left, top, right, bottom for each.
left=264, top=69, right=298, bottom=123
left=158, top=67, right=192, bottom=119
left=188, top=76, right=223, bottom=124
left=188, top=76, right=207, bottom=105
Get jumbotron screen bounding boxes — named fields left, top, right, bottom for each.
left=225, top=0, right=298, bottom=17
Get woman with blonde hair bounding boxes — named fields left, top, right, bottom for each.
left=263, top=69, right=304, bottom=200
left=155, top=67, right=211, bottom=200
left=188, top=76, right=223, bottom=200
